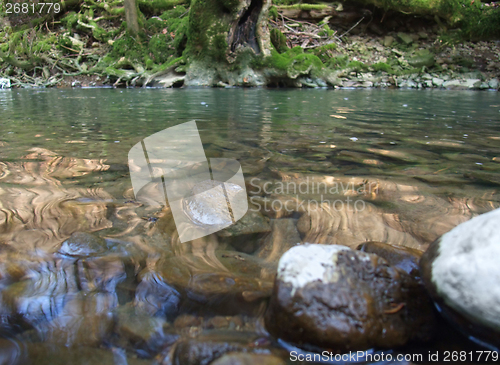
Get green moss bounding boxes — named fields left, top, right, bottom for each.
left=145, top=58, right=154, bottom=69
left=268, top=46, right=303, bottom=70
left=309, top=43, right=336, bottom=63
left=249, top=54, right=266, bottom=69
left=452, top=55, right=474, bottom=68
left=408, top=49, right=435, bottom=68
left=271, top=0, right=295, bottom=5
left=347, top=61, right=367, bottom=72
left=61, top=12, right=79, bottom=30
left=172, top=16, right=188, bottom=53
left=270, top=28, right=288, bottom=54
left=457, top=5, right=500, bottom=39
left=146, top=17, right=166, bottom=33
left=103, top=4, right=187, bottom=69
left=358, top=0, right=500, bottom=40
left=267, top=47, right=323, bottom=78
left=185, top=0, right=232, bottom=62
left=149, top=33, right=174, bottom=63
left=155, top=6, right=189, bottom=54
left=92, top=25, right=110, bottom=42
left=371, top=62, right=393, bottom=73
left=318, top=24, right=335, bottom=38
left=219, top=0, right=240, bottom=12
left=32, top=38, right=55, bottom=54
left=268, top=6, right=278, bottom=20
left=325, top=55, right=349, bottom=69
left=160, top=5, right=189, bottom=20
left=138, top=0, right=187, bottom=14
left=277, top=3, right=330, bottom=10
left=287, top=53, right=323, bottom=78
left=109, top=35, right=146, bottom=63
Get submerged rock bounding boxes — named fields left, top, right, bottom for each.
left=26, top=343, right=151, bottom=365
left=357, top=241, right=423, bottom=279
left=211, top=353, right=286, bottom=365
left=184, top=179, right=246, bottom=227
left=57, top=232, right=108, bottom=257
left=134, top=271, right=180, bottom=317
left=265, top=244, right=434, bottom=351
left=171, top=331, right=272, bottom=365
left=114, top=303, right=178, bottom=357
left=217, top=210, right=271, bottom=253
left=156, top=251, right=276, bottom=314
left=217, top=210, right=271, bottom=238
left=2, top=255, right=125, bottom=345
left=420, top=208, right=500, bottom=350
left=256, top=218, right=301, bottom=263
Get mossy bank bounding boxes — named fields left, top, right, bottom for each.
left=0, top=0, right=499, bottom=88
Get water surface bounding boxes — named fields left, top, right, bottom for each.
left=0, top=88, right=499, bottom=363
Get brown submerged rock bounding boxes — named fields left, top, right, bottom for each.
left=114, top=303, right=179, bottom=357
left=211, top=353, right=286, bottom=365
left=357, top=241, right=423, bottom=279
left=156, top=251, right=276, bottom=315
left=57, top=232, right=108, bottom=257
left=216, top=210, right=271, bottom=254
left=171, top=331, right=274, bottom=365
left=265, top=244, right=435, bottom=352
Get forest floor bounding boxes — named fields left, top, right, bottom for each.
left=1, top=4, right=499, bottom=89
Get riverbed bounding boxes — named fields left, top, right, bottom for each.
left=0, top=88, right=499, bottom=364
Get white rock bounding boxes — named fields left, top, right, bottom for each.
left=442, top=80, right=462, bottom=88
left=0, top=78, right=10, bottom=89
left=463, top=79, right=481, bottom=89
left=432, top=208, right=500, bottom=331
left=432, top=78, right=444, bottom=87
left=277, top=244, right=350, bottom=293
left=489, top=78, right=499, bottom=89
left=183, top=179, right=244, bottom=226
left=407, top=80, right=417, bottom=88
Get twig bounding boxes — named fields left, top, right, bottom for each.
left=338, top=17, right=365, bottom=39
left=303, top=39, right=337, bottom=49
left=60, top=45, right=81, bottom=53
left=281, top=30, right=321, bottom=39
left=280, top=13, right=318, bottom=27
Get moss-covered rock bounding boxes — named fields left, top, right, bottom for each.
left=408, top=49, right=435, bottom=68
left=286, top=52, right=323, bottom=79
left=270, top=28, right=288, bottom=54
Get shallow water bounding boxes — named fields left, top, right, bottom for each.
left=0, top=88, right=499, bottom=363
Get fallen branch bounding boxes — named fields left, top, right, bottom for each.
left=338, top=17, right=365, bottom=39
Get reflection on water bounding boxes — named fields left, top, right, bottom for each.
left=0, top=88, right=499, bottom=363
left=0, top=148, right=112, bottom=251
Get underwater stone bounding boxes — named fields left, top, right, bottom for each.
left=420, top=208, right=500, bottom=349
left=265, top=244, right=435, bottom=351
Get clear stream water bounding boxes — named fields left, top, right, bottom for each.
left=0, top=88, right=499, bottom=363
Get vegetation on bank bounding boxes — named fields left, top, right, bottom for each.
left=0, top=0, right=499, bottom=87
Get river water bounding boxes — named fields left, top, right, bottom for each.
left=0, top=88, right=499, bottom=364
